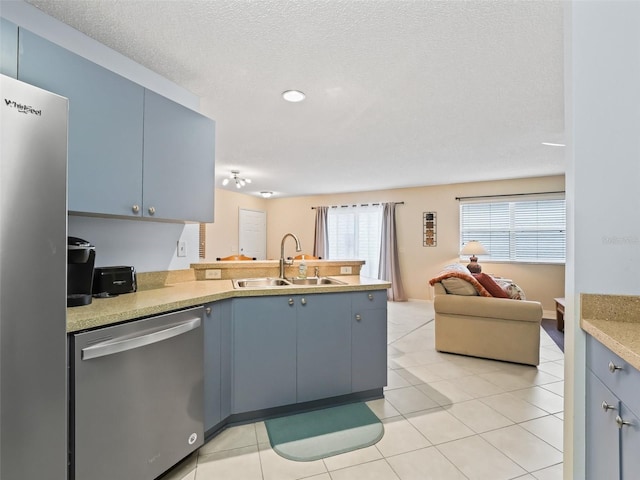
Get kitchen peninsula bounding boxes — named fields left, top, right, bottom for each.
left=67, top=260, right=381, bottom=332
left=67, top=261, right=390, bottom=470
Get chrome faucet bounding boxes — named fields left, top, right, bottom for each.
left=279, top=233, right=302, bottom=279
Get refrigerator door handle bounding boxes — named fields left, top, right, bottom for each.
left=81, top=317, right=201, bottom=360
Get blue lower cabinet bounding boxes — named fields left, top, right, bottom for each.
left=203, top=300, right=231, bottom=432
left=586, top=370, right=620, bottom=480
left=586, top=335, right=640, bottom=479
left=220, top=301, right=232, bottom=421
left=296, top=293, right=351, bottom=403
left=620, top=403, right=640, bottom=480
left=352, top=302, right=387, bottom=392
left=231, top=297, right=297, bottom=413
left=230, top=290, right=388, bottom=416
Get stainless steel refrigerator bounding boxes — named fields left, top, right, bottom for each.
left=0, top=74, right=68, bottom=479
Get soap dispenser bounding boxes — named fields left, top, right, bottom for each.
left=298, top=258, right=307, bottom=278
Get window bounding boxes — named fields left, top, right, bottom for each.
left=327, top=205, right=382, bottom=278
left=460, top=196, right=566, bottom=264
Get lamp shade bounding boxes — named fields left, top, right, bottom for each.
left=461, top=240, right=488, bottom=256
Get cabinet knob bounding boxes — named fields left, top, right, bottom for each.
left=301, top=298, right=307, bottom=305
left=615, top=415, right=632, bottom=429
left=205, top=307, right=212, bottom=316
left=132, top=204, right=140, bottom=214
left=601, top=401, right=616, bottom=412
left=288, top=298, right=294, bottom=306
left=355, top=314, right=362, bottom=321
left=608, top=361, right=623, bottom=373
left=368, top=293, right=374, bottom=301
left=148, top=206, right=156, bottom=215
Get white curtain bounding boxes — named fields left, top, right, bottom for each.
left=326, top=205, right=382, bottom=279
left=378, top=203, right=406, bottom=301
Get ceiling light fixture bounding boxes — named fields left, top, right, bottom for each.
left=541, top=142, right=566, bottom=147
left=222, top=170, right=252, bottom=189
left=282, top=90, right=306, bottom=102
left=260, top=191, right=274, bottom=198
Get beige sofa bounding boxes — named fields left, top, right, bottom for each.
left=433, top=282, right=543, bottom=366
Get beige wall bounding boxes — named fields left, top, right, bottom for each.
left=204, top=188, right=268, bottom=260
left=207, top=175, right=565, bottom=311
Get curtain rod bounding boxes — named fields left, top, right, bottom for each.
left=311, top=201, right=404, bottom=210
left=455, top=191, right=565, bottom=201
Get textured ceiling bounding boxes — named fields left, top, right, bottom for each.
left=26, top=0, right=565, bottom=198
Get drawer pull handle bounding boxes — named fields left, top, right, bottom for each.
left=616, top=415, right=632, bottom=429
left=601, top=401, right=616, bottom=412
left=355, top=314, right=362, bottom=322
left=368, top=293, right=374, bottom=301
left=301, top=298, right=307, bottom=305
left=132, top=204, right=140, bottom=214
left=205, top=307, right=212, bottom=315
left=608, top=361, right=623, bottom=373
left=288, top=298, right=294, bottom=306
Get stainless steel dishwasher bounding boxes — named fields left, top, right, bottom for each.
left=71, top=307, right=204, bottom=480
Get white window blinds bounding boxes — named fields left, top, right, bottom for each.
left=460, top=197, right=566, bottom=263
left=327, top=205, right=382, bottom=278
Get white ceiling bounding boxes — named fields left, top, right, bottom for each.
left=26, top=0, right=565, bottom=198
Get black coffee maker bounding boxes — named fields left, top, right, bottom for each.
left=67, top=237, right=96, bottom=307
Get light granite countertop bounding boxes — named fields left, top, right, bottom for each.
left=581, top=293, right=640, bottom=371
left=67, top=275, right=391, bottom=333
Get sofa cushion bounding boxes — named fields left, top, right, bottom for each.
left=441, top=277, right=478, bottom=296
left=429, top=265, right=492, bottom=297
left=472, top=273, right=510, bottom=298
left=495, top=279, right=527, bottom=300
left=440, top=263, right=470, bottom=274
left=504, top=282, right=526, bottom=300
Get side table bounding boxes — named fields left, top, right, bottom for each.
left=554, top=297, right=565, bottom=332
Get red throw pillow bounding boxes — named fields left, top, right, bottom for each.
left=472, top=273, right=510, bottom=298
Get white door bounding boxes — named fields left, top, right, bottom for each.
left=239, top=209, right=266, bottom=259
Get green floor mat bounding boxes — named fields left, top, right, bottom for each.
left=264, top=402, right=384, bottom=462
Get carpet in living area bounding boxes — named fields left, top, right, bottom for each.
left=541, top=318, right=564, bottom=352
left=264, top=402, right=384, bottom=462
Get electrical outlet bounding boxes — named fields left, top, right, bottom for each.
left=177, top=241, right=187, bottom=257
left=340, top=266, right=352, bottom=274
left=205, top=269, right=222, bottom=279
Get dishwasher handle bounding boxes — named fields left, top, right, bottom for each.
left=81, top=317, right=201, bottom=360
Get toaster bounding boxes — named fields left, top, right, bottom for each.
left=92, top=266, right=137, bottom=297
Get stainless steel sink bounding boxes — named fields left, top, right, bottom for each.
left=233, top=277, right=292, bottom=288
left=289, top=277, right=346, bottom=286
left=232, top=276, right=347, bottom=288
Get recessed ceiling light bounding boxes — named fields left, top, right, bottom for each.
left=542, top=142, right=566, bottom=147
left=282, top=90, right=306, bottom=102
left=260, top=191, right=274, bottom=198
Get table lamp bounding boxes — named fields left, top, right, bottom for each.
left=461, top=240, right=488, bottom=273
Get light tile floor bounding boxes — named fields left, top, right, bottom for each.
left=163, top=300, right=564, bottom=480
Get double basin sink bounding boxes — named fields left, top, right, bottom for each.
left=233, top=277, right=346, bottom=289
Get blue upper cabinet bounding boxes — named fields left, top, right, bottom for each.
left=18, top=29, right=144, bottom=217
left=0, top=18, right=18, bottom=78
left=143, top=90, right=215, bottom=223
left=17, top=28, right=215, bottom=222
